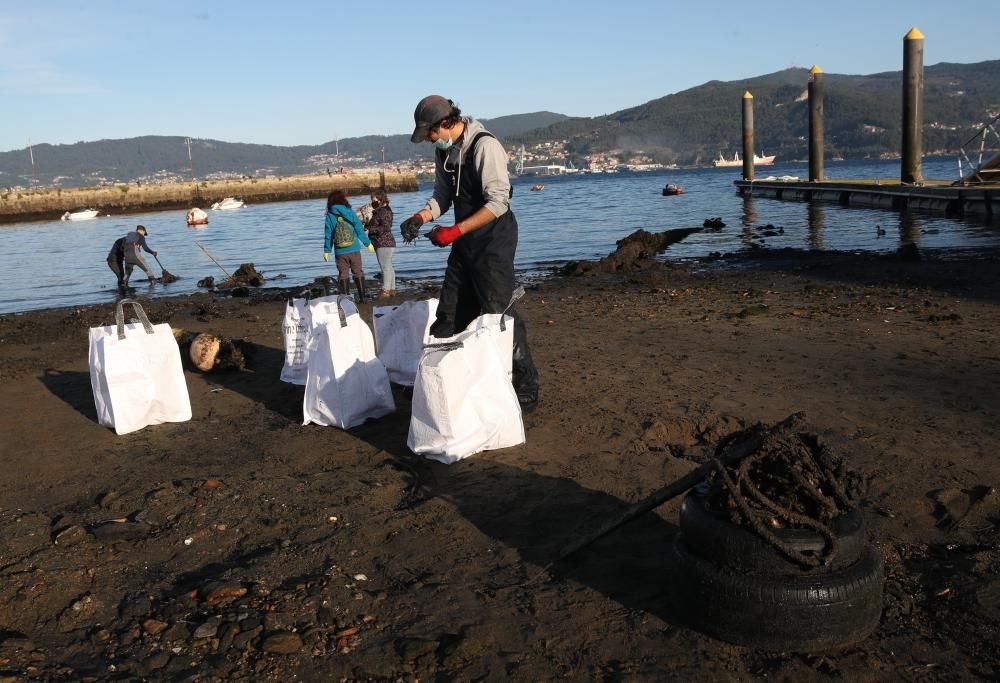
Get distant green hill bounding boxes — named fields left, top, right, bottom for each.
left=510, top=60, right=1000, bottom=165
left=2, top=61, right=997, bottom=187
left=480, top=111, right=569, bottom=138
left=0, top=110, right=569, bottom=188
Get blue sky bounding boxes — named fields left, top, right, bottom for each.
left=1, top=0, right=998, bottom=153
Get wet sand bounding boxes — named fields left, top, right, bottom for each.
left=1, top=246, right=998, bottom=680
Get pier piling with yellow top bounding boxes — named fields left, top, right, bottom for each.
left=808, top=65, right=825, bottom=182
left=901, top=27, right=925, bottom=184
left=741, top=91, right=754, bottom=182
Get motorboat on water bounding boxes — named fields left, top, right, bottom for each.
left=211, top=197, right=245, bottom=211
left=713, top=151, right=776, bottom=168
left=61, top=208, right=99, bottom=221
left=187, top=207, right=209, bottom=225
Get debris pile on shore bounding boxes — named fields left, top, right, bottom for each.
left=672, top=416, right=883, bottom=649
left=705, top=420, right=867, bottom=526
left=216, top=263, right=266, bottom=289
left=197, top=264, right=266, bottom=292
left=173, top=329, right=248, bottom=372
left=561, top=228, right=701, bottom=275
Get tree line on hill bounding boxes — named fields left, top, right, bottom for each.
left=0, top=111, right=569, bottom=189
left=1, top=61, right=997, bottom=188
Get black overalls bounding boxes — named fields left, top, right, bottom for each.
left=430, top=132, right=539, bottom=405
left=106, top=236, right=127, bottom=286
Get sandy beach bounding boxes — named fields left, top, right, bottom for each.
left=1, top=244, right=999, bottom=680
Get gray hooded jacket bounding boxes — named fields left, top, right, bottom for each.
left=424, top=118, right=511, bottom=222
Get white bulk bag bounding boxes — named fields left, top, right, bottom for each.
left=408, top=314, right=524, bottom=463
left=88, top=299, right=192, bottom=435
left=303, top=295, right=395, bottom=429
left=280, top=289, right=343, bottom=384
left=372, top=298, right=438, bottom=386
left=279, top=297, right=311, bottom=384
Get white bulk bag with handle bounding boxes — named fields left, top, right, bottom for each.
left=303, top=295, right=395, bottom=429
left=372, top=298, right=438, bottom=386
left=408, top=313, right=524, bottom=463
left=88, top=299, right=192, bottom=435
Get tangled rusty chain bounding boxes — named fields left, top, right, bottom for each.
left=706, top=425, right=867, bottom=568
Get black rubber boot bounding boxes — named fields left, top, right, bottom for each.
left=337, top=279, right=350, bottom=295
left=353, top=276, right=367, bottom=303
left=511, top=309, right=539, bottom=412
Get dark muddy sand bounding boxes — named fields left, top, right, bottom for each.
left=1, top=246, right=999, bottom=680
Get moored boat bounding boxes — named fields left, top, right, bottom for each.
left=211, top=197, right=245, bottom=211
left=61, top=208, right=99, bottom=221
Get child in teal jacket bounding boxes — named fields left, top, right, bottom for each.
left=323, top=190, right=373, bottom=300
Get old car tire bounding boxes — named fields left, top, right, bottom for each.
left=678, top=487, right=867, bottom=574
left=668, top=536, right=884, bottom=651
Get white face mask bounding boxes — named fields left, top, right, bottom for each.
left=434, top=131, right=454, bottom=151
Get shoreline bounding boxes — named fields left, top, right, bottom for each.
left=0, top=171, right=418, bottom=224
left=1, top=248, right=998, bottom=679
left=2, top=243, right=998, bottom=318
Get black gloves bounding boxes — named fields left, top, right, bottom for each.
left=400, top=213, right=425, bottom=243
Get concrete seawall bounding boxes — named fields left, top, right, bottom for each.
left=0, top=171, right=418, bottom=224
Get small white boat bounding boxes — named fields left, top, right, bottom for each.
left=187, top=207, right=209, bottom=225
left=211, top=197, right=245, bottom=211
left=61, top=208, right=99, bottom=221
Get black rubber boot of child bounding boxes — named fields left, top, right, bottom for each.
left=337, top=279, right=350, bottom=295
left=353, top=276, right=367, bottom=303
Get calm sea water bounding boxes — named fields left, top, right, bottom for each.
left=1, top=158, right=997, bottom=314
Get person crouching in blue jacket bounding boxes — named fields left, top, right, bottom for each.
left=323, top=190, right=373, bottom=301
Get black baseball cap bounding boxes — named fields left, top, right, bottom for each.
left=410, top=95, right=453, bottom=143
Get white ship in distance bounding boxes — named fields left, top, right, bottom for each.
left=713, top=151, right=776, bottom=168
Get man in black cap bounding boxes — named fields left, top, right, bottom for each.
left=400, top=95, right=539, bottom=412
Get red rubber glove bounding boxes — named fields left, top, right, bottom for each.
left=153, top=251, right=158, bottom=257
left=428, top=225, right=462, bottom=247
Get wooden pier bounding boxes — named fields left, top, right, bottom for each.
left=734, top=177, right=1000, bottom=219
left=730, top=28, right=1000, bottom=222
